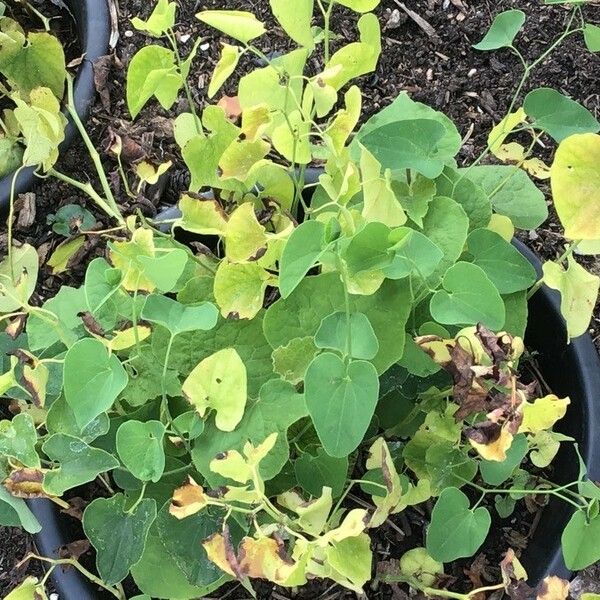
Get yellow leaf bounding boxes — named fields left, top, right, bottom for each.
left=5, top=576, right=47, bottom=600
left=519, top=394, right=570, bottom=434
left=110, top=228, right=156, bottom=292
left=169, top=476, right=210, bottom=519
left=210, top=449, right=252, bottom=483
left=47, top=236, right=85, bottom=274
left=321, top=508, right=368, bottom=544
left=219, top=138, right=270, bottom=181
left=100, top=325, right=152, bottom=352
left=551, top=133, right=600, bottom=240
left=182, top=348, right=247, bottom=432
left=326, top=86, right=362, bottom=154
left=488, top=108, right=526, bottom=160
left=542, top=257, right=600, bottom=339
left=523, top=157, right=551, bottom=180
left=487, top=214, right=515, bottom=242
left=224, top=202, right=268, bottom=262
left=203, top=532, right=237, bottom=577
left=237, top=536, right=296, bottom=583
left=208, top=43, right=240, bottom=98
left=537, top=576, right=569, bottom=600
left=469, top=427, right=513, bottom=462
left=278, top=487, right=333, bottom=536
left=176, top=193, right=228, bottom=236
left=22, top=362, right=49, bottom=408
left=241, top=104, right=272, bottom=141
left=214, top=261, right=271, bottom=319
left=135, top=160, right=172, bottom=191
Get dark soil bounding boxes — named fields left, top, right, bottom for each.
left=2, top=0, right=600, bottom=597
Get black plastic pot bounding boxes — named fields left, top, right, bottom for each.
left=26, top=241, right=600, bottom=598
left=0, top=0, right=111, bottom=217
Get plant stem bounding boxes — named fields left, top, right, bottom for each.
left=23, top=553, right=125, bottom=600
left=127, top=482, right=147, bottom=514
left=7, top=165, right=26, bottom=280
left=47, top=168, right=122, bottom=223
left=64, top=76, right=124, bottom=224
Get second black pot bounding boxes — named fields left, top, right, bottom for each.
left=0, top=0, right=111, bottom=216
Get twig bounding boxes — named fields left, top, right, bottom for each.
left=391, top=0, right=441, bottom=43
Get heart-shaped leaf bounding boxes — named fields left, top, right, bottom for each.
left=562, top=510, right=600, bottom=570
left=473, top=10, right=525, bottom=50
left=305, top=352, right=379, bottom=458
left=116, top=420, right=166, bottom=483
left=430, top=262, right=505, bottom=330
left=426, top=487, right=491, bottom=562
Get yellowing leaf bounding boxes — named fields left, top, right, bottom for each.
left=469, top=428, right=513, bottom=462
left=182, top=348, right=247, bottom=432
left=523, top=157, right=551, bottom=180
left=100, top=325, right=152, bottom=352
left=208, top=43, right=240, bottom=98
left=272, top=336, right=318, bottom=384
left=214, top=261, right=271, bottom=320
left=136, top=160, right=172, bottom=191
left=537, top=576, right=569, bottom=600
left=210, top=449, right=252, bottom=483
left=203, top=532, right=237, bottom=577
left=272, top=109, right=312, bottom=164
left=4, top=576, right=47, bottom=600
left=488, top=108, right=526, bottom=160
left=542, top=257, right=600, bottom=339
left=109, top=228, right=156, bottom=292
left=519, top=394, right=570, bottom=434
left=321, top=508, right=368, bottom=544
left=551, top=133, right=600, bottom=240
left=176, top=193, right=228, bottom=236
left=360, top=146, right=406, bottom=226
left=22, top=361, right=49, bottom=408
left=197, top=10, right=266, bottom=44
left=237, top=536, right=296, bottom=582
left=241, top=104, right=272, bottom=141
left=224, top=202, right=267, bottom=262
left=219, top=138, right=270, bottom=181
left=326, top=533, right=372, bottom=593
left=326, top=86, right=362, bottom=154
left=365, top=438, right=402, bottom=527
left=487, top=214, right=515, bottom=242
left=131, top=0, right=176, bottom=36
left=47, top=235, right=85, bottom=274
left=169, top=476, right=210, bottom=519
left=270, top=0, right=314, bottom=48
left=278, top=487, right=333, bottom=536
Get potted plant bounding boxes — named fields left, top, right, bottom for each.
left=2, top=1, right=600, bottom=598
left=0, top=0, right=111, bottom=215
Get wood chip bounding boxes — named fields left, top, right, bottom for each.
left=391, top=0, right=441, bottom=44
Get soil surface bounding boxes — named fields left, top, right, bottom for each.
left=2, top=0, right=600, bottom=597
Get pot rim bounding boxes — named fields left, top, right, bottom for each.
left=0, top=0, right=111, bottom=216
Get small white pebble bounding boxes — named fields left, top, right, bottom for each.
left=467, top=68, right=477, bottom=78
left=124, top=30, right=134, bottom=38
left=180, top=34, right=191, bottom=43
left=50, top=594, right=59, bottom=600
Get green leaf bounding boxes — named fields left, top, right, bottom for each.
left=4, top=577, right=45, bottom=600
left=48, top=204, right=96, bottom=237
left=385, top=228, right=443, bottom=280
left=430, top=262, right=506, bottom=329
left=131, top=523, right=227, bottom=598
left=0, top=486, right=41, bottom=533
left=426, top=487, right=491, bottom=562
left=305, top=353, right=379, bottom=458
left=0, top=243, right=39, bottom=313
left=1, top=31, right=66, bottom=97
left=420, top=196, right=469, bottom=284
left=64, top=338, right=128, bottom=428
left=182, top=348, right=247, bottom=432
left=127, top=45, right=181, bottom=119
left=83, top=494, right=156, bottom=586
left=480, top=434, right=528, bottom=486
left=465, top=165, right=548, bottom=230
left=315, top=311, right=379, bottom=360
left=116, top=421, right=166, bottom=483
left=46, top=396, right=110, bottom=443
left=551, top=133, right=600, bottom=240
left=542, top=257, right=600, bottom=340
left=584, top=24, right=600, bottom=52
left=264, top=273, right=411, bottom=374
left=192, top=379, right=307, bottom=486
left=138, top=248, right=188, bottom=293
left=141, top=294, right=219, bottom=336
left=131, top=0, right=176, bottom=37
left=270, top=0, right=314, bottom=48
left=272, top=336, right=318, bottom=385
left=473, top=10, right=526, bottom=50
left=295, top=448, right=348, bottom=498
left=524, top=88, right=600, bottom=142
left=156, top=312, right=276, bottom=398
left=467, top=229, right=537, bottom=293
left=155, top=501, right=230, bottom=587
left=562, top=510, right=600, bottom=570
left=426, top=442, right=477, bottom=493
left=280, top=220, right=328, bottom=298
left=361, top=119, right=448, bottom=178
left=326, top=533, right=372, bottom=590
left=336, top=0, right=380, bottom=11
left=353, top=93, right=461, bottom=166
left=0, top=413, right=40, bottom=467
left=196, top=10, right=266, bottom=43
left=435, top=167, right=491, bottom=230
left=42, top=434, right=119, bottom=495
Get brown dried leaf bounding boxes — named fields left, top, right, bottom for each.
left=536, top=577, right=569, bottom=600
left=217, top=95, right=242, bottom=120
left=4, top=468, right=46, bottom=498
